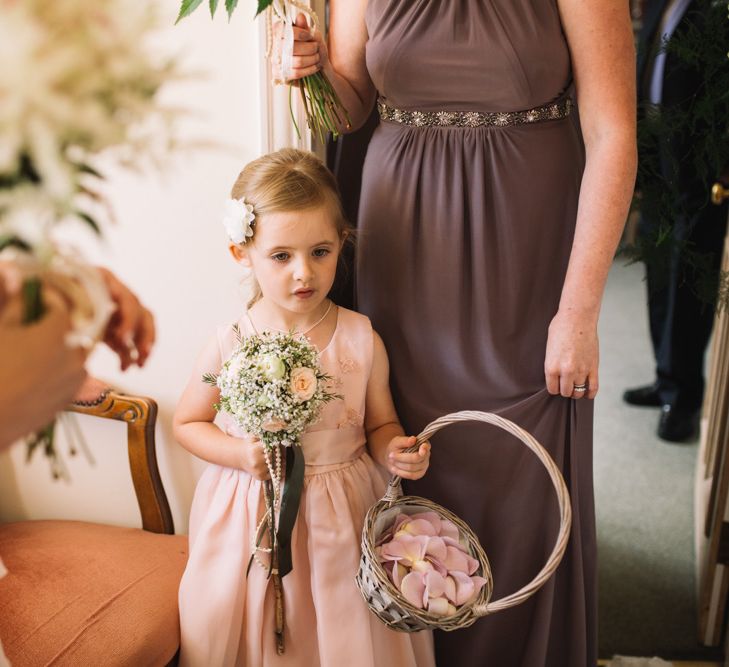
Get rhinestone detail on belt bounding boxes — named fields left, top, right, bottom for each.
left=377, top=97, right=573, bottom=128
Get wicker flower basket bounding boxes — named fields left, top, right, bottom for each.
left=355, top=410, right=572, bottom=632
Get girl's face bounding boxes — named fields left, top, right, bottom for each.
left=232, top=204, right=342, bottom=316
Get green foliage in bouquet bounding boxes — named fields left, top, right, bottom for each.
left=622, top=3, right=729, bottom=311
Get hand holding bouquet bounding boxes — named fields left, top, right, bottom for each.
left=176, top=0, right=351, bottom=140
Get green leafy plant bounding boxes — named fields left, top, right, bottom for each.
left=622, top=3, right=729, bottom=310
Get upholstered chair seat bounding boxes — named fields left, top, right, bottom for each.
left=0, top=521, right=186, bottom=666
left=0, top=386, right=188, bottom=666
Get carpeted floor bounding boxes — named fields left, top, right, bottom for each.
left=595, top=261, right=722, bottom=661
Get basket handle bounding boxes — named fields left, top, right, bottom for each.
left=383, top=410, right=572, bottom=615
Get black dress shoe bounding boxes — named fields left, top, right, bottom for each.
left=623, top=383, right=662, bottom=407
left=657, top=404, right=699, bottom=442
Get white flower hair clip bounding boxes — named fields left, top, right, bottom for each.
left=222, top=197, right=255, bottom=244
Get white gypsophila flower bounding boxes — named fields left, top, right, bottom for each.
left=222, top=197, right=255, bottom=244
left=0, top=187, right=57, bottom=252
left=0, top=0, right=177, bottom=234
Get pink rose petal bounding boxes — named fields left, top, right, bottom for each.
left=411, top=511, right=442, bottom=533
left=426, top=556, right=448, bottom=577
left=450, top=571, right=476, bottom=606
left=379, top=537, right=409, bottom=562
left=427, top=596, right=450, bottom=617
left=464, top=554, right=480, bottom=576
left=401, top=571, right=426, bottom=609
left=444, top=545, right=479, bottom=575
left=444, top=575, right=457, bottom=604
left=401, top=518, right=438, bottom=537
left=444, top=545, right=471, bottom=572
left=425, top=536, right=447, bottom=561
left=439, top=519, right=460, bottom=540
left=380, top=534, right=428, bottom=566
left=442, top=536, right=468, bottom=552
left=392, top=563, right=408, bottom=589
left=470, top=576, right=488, bottom=601
left=392, top=513, right=411, bottom=534
left=411, top=559, right=434, bottom=574
left=423, top=570, right=446, bottom=600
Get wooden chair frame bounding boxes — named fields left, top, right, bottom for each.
left=69, top=390, right=174, bottom=535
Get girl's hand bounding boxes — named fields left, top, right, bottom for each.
left=272, top=12, right=328, bottom=83
left=237, top=433, right=270, bottom=480
left=386, top=436, right=431, bottom=480
left=544, top=309, right=599, bottom=400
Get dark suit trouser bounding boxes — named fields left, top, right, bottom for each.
left=639, top=200, right=728, bottom=411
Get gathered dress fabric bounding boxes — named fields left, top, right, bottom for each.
left=178, top=307, right=435, bottom=667
left=356, top=2, right=596, bottom=666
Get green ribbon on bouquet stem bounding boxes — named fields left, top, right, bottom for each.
left=276, top=443, right=304, bottom=578
left=245, top=442, right=304, bottom=580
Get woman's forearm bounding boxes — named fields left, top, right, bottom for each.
left=321, top=0, right=375, bottom=133
left=320, top=61, right=375, bottom=133
left=558, top=129, right=637, bottom=320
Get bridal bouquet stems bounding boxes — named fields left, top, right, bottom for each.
left=204, top=325, right=339, bottom=653
left=176, top=0, right=352, bottom=141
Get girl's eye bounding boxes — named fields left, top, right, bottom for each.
left=312, top=248, right=330, bottom=258
left=271, top=252, right=289, bottom=262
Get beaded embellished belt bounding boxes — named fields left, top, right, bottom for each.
left=377, top=96, right=573, bottom=128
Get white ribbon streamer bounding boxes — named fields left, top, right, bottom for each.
left=280, top=19, right=294, bottom=82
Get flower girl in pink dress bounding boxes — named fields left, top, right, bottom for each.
left=174, top=149, right=435, bottom=667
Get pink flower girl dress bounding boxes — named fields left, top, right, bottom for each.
left=178, top=307, right=434, bottom=667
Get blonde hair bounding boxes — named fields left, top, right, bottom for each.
left=229, top=148, right=352, bottom=307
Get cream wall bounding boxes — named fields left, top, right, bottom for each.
left=0, top=2, right=264, bottom=533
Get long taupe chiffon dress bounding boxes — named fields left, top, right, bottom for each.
left=356, top=2, right=596, bottom=666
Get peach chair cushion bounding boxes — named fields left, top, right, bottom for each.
left=0, top=520, right=188, bottom=667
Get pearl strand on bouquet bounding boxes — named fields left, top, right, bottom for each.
left=251, top=445, right=284, bottom=572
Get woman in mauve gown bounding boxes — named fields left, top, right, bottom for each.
left=285, top=1, right=636, bottom=665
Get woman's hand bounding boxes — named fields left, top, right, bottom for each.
left=0, top=288, right=88, bottom=450
left=237, top=433, right=270, bottom=480
left=97, top=267, right=155, bottom=370
left=544, top=310, right=599, bottom=400
left=385, top=436, right=431, bottom=480
left=273, top=13, right=326, bottom=83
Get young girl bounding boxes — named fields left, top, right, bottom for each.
left=174, top=148, right=435, bottom=667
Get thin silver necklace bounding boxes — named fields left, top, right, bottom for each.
left=247, top=300, right=333, bottom=336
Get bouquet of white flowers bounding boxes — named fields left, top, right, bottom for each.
left=206, top=325, right=337, bottom=451
left=204, top=324, right=340, bottom=654
left=0, top=0, right=181, bottom=474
